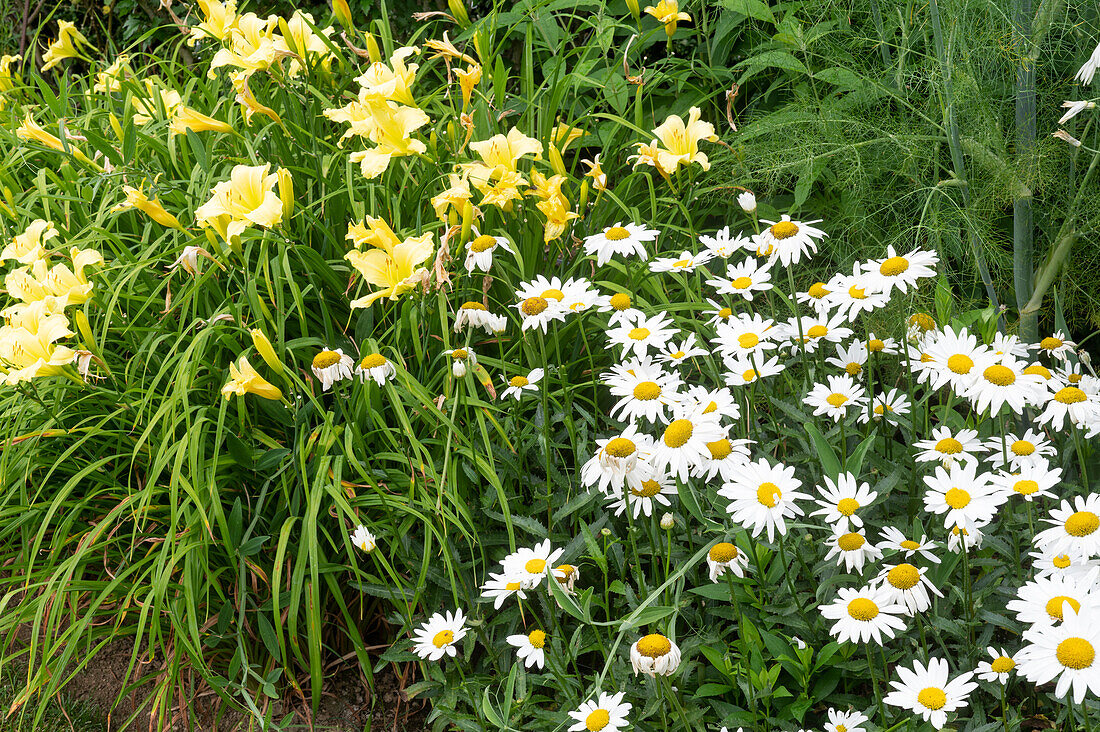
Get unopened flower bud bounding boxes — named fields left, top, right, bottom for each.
left=737, top=190, right=757, bottom=213
left=600, top=527, right=612, bottom=537
left=660, top=513, right=675, bottom=530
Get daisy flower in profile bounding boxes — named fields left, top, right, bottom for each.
left=823, top=265, right=891, bottom=322
left=796, top=280, right=833, bottom=313
left=630, top=633, right=682, bottom=676
left=454, top=301, right=502, bottom=334
left=976, top=647, right=1017, bottom=684
left=1036, top=383, right=1100, bottom=430
left=914, top=427, right=986, bottom=468
left=356, top=352, right=396, bottom=385
left=860, top=246, right=939, bottom=294
left=703, top=298, right=734, bottom=327
left=658, top=333, right=709, bottom=366
left=948, top=523, right=985, bottom=553
left=553, top=563, right=580, bottom=593
left=1016, top=605, right=1100, bottom=704
left=906, top=312, right=939, bottom=343
left=700, top=226, right=751, bottom=259
left=805, top=374, right=867, bottom=422
left=724, top=355, right=785, bottom=386
left=826, top=340, right=869, bottom=377
left=443, top=347, right=476, bottom=377
left=506, top=629, right=547, bottom=669
left=649, top=249, right=714, bottom=273
left=714, top=313, right=777, bottom=360
left=866, top=332, right=899, bottom=355
left=501, top=368, right=543, bottom=400
left=878, top=526, right=941, bottom=564
left=811, top=472, right=878, bottom=531
left=823, top=528, right=883, bottom=574
left=599, top=292, right=644, bottom=326
left=515, top=295, right=566, bottom=333
left=464, top=230, right=514, bottom=272
left=1006, top=570, right=1100, bottom=626
left=860, top=389, right=911, bottom=424
left=650, top=407, right=725, bottom=482
left=719, top=457, right=809, bottom=542
left=706, top=541, right=749, bottom=582
left=819, top=586, right=906, bottom=644
left=502, top=540, right=564, bottom=588
left=782, top=313, right=853, bottom=354
left=991, top=332, right=1033, bottom=360
left=583, top=222, right=659, bottom=266
left=1038, top=331, right=1076, bottom=360
left=603, top=356, right=683, bottom=423
left=1031, top=549, right=1100, bottom=582
left=608, top=469, right=676, bottom=519
left=963, top=355, right=1047, bottom=415
left=705, top=257, right=773, bottom=301
left=824, top=708, right=868, bottom=732
left=311, top=348, right=354, bottom=391
left=567, top=692, right=631, bottom=732
left=580, top=424, right=654, bottom=495
left=692, top=434, right=753, bottom=482
left=1034, top=494, right=1100, bottom=559
left=922, top=462, right=1006, bottom=531
left=1023, top=361, right=1056, bottom=383
left=350, top=525, right=376, bottom=553
left=993, top=460, right=1062, bottom=502
left=682, top=384, right=741, bottom=421
left=982, top=428, right=1053, bottom=470
left=753, top=215, right=826, bottom=267
left=412, top=608, right=467, bottom=661
left=871, top=562, right=943, bottom=615
left=480, top=571, right=528, bottom=609
left=606, top=311, right=677, bottom=359
left=883, top=657, right=976, bottom=730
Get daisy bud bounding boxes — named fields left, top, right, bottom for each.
left=660, top=512, right=675, bottom=529
left=737, top=190, right=757, bottom=213
left=250, top=328, right=284, bottom=376
left=600, top=527, right=612, bottom=537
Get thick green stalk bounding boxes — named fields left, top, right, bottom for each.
left=1013, top=0, right=1037, bottom=342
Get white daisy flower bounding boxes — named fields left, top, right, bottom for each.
left=823, top=528, right=883, bottom=574
left=1030, top=549, right=1100, bottom=582
left=567, top=691, right=631, bottom=732
left=724, top=355, right=785, bottom=386
left=311, top=348, right=354, bottom=391
left=859, top=245, right=939, bottom=294
left=922, top=462, right=1006, bottom=531
left=501, top=368, right=543, bottom=400
left=826, top=340, right=869, bottom=377
left=866, top=332, right=899, bottom=355
left=883, top=657, right=976, bottom=729
left=501, top=540, right=564, bottom=588
left=553, top=563, right=580, bottom=593
left=714, top=312, right=778, bottom=360
left=824, top=708, right=868, bottom=732
left=650, top=249, right=715, bottom=274
left=1034, top=494, right=1100, bottom=559
left=515, top=295, right=566, bottom=333
left=700, top=226, right=751, bottom=259
left=796, top=280, right=833, bottom=313
left=719, top=457, right=809, bottom=542
left=993, top=460, right=1062, bottom=502
left=706, top=541, right=749, bottom=582
left=781, top=313, right=853, bottom=354
left=859, top=388, right=911, bottom=424
left=976, top=647, right=1016, bottom=684
left=878, top=526, right=941, bottom=564
left=580, top=424, right=655, bottom=495
left=1038, top=331, right=1077, bottom=360
left=752, top=215, right=826, bottom=267
left=657, top=333, right=709, bottom=366
left=1006, top=569, right=1100, bottom=627
left=454, top=301, right=502, bottom=334
left=443, top=347, right=476, bottom=377
left=583, top=222, right=659, bottom=266
left=606, top=311, right=678, bottom=359
left=681, top=384, right=741, bottom=421
left=982, top=428, right=1054, bottom=470
left=506, top=629, right=547, bottom=669
left=805, top=374, right=867, bottom=422
left=630, top=633, right=682, bottom=676
left=1016, top=605, right=1100, bottom=704
left=737, top=191, right=757, bottom=213
left=705, top=257, right=773, bottom=301
left=871, top=562, right=943, bottom=615
left=480, top=571, right=528, bottom=609
left=1036, top=384, right=1100, bottom=430
left=598, top=292, right=645, bottom=327
left=650, top=407, right=725, bottom=482
left=350, top=524, right=376, bottom=553
left=810, top=472, right=878, bottom=531
left=823, top=264, right=891, bottom=322
left=607, top=469, right=676, bottom=519
left=948, top=523, right=986, bottom=553
left=990, top=332, right=1033, bottom=360
left=411, top=608, right=467, bottom=661
left=924, top=326, right=996, bottom=393
left=691, top=434, right=754, bottom=483
left=819, top=586, right=907, bottom=645
left=703, top=298, right=735, bottom=327
left=602, top=356, right=684, bottom=423
left=914, top=426, right=987, bottom=469
left=356, top=352, right=396, bottom=385
left=963, top=355, right=1047, bottom=415
left=465, top=230, right=514, bottom=272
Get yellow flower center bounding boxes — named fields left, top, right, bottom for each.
left=869, top=338, right=885, bottom=352
left=702, top=400, right=718, bottom=414
left=313, top=350, right=341, bottom=368
left=945, top=487, right=971, bottom=509
left=524, top=558, right=547, bottom=574
left=947, top=354, right=974, bottom=374
left=717, top=308, right=733, bottom=320
left=1054, top=554, right=1073, bottom=569
left=874, top=404, right=890, bottom=416
left=1013, top=479, right=1039, bottom=496
left=670, top=350, right=686, bottom=359
left=1023, top=364, right=1051, bottom=379
left=505, top=581, right=522, bottom=591
left=636, top=633, right=672, bottom=658
left=880, top=256, right=910, bottom=276
left=450, top=349, right=468, bottom=360
left=432, top=630, right=454, bottom=648
left=628, top=327, right=651, bottom=341
left=909, top=313, right=936, bottom=331
left=770, top=221, right=799, bottom=239
left=847, top=597, right=879, bottom=621
left=757, top=481, right=782, bottom=508
left=556, top=563, right=576, bottom=579
left=1011, top=440, right=1035, bottom=455
left=1045, top=595, right=1082, bottom=621
left=920, top=353, right=934, bottom=363
left=836, top=498, right=860, bottom=516
left=673, top=259, right=691, bottom=268
left=807, top=325, right=828, bottom=338
left=605, top=437, right=637, bottom=458
left=826, top=393, right=849, bottom=408
left=808, top=282, right=830, bottom=299
left=528, top=629, right=546, bottom=648
left=1065, top=511, right=1100, bottom=537
left=887, top=563, right=920, bottom=590
left=846, top=362, right=862, bottom=376
left=738, top=333, right=760, bottom=349
left=604, top=226, right=630, bottom=241
left=461, top=301, right=487, bottom=310
left=585, top=709, right=611, bottom=731
left=836, top=726, right=847, bottom=732
left=609, top=293, right=631, bottom=310
left=1070, top=373, right=1083, bottom=384
left=1056, top=638, right=1096, bottom=670
left=990, top=656, right=1015, bottom=674
left=663, top=419, right=694, bottom=448
left=1041, top=336, right=1064, bottom=351
left=470, top=234, right=497, bottom=252
left=706, top=438, right=732, bottom=460
left=983, top=365, right=1016, bottom=386
left=633, top=381, right=662, bottom=400
left=742, top=368, right=757, bottom=382
left=837, top=532, right=865, bottom=551
left=709, top=542, right=739, bottom=562
left=522, top=296, right=549, bottom=316
left=900, top=539, right=920, bottom=550
left=731, top=276, right=753, bottom=290
left=631, top=479, right=663, bottom=498
left=848, top=285, right=867, bottom=299
left=1055, top=386, right=1088, bottom=404
left=917, top=688, right=947, bottom=711
left=509, top=376, right=530, bottom=388
left=541, top=288, right=565, bottom=302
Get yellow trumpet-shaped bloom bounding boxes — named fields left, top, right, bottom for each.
left=132, top=80, right=183, bottom=125
left=346, top=103, right=430, bottom=179
left=644, top=0, right=691, bottom=37
left=221, top=356, right=283, bottom=400
left=345, top=218, right=433, bottom=307
left=331, top=0, right=354, bottom=31
left=582, top=154, right=608, bottom=191
left=430, top=173, right=476, bottom=222
left=16, top=114, right=64, bottom=151
left=209, top=13, right=283, bottom=78
left=194, top=163, right=285, bottom=243
left=42, top=20, right=93, bottom=72
left=533, top=175, right=578, bottom=242
left=249, top=329, right=284, bottom=375
left=354, top=47, right=419, bottom=107
left=41, top=247, right=105, bottom=309
left=0, top=306, right=76, bottom=385
left=230, top=72, right=281, bottom=126
left=631, top=106, right=717, bottom=177
left=1, top=220, right=58, bottom=265
left=110, top=184, right=185, bottom=230
left=94, top=55, right=129, bottom=94
left=455, top=64, right=481, bottom=110
left=424, top=33, right=477, bottom=65
left=274, top=11, right=335, bottom=77
left=169, top=106, right=234, bottom=136
left=466, top=127, right=542, bottom=176
left=189, top=0, right=239, bottom=45
left=0, top=54, right=21, bottom=110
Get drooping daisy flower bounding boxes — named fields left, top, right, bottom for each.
left=350, top=524, right=376, bottom=553
left=993, top=460, right=1062, bottom=502
left=501, top=368, right=544, bottom=400
left=567, top=692, right=631, bottom=732
left=982, top=428, right=1054, bottom=470
left=811, top=472, right=878, bottom=531
left=607, top=469, right=676, bottom=519
left=705, top=257, right=773, bottom=301
left=724, top=355, right=785, bottom=386
left=752, top=215, right=826, bottom=267
left=699, top=226, right=751, bottom=259
left=1038, top=331, right=1077, bottom=361
left=871, top=562, right=943, bottom=615
left=411, top=608, right=467, bottom=661
left=883, top=657, right=976, bottom=729
left=823, top=264, right=891, bottom=322
left=805, top=374, right=867, bottom=422
left=922, top=463, right=1006, bottom=530
left=501, top=540, right=564, bottom=588
left=480, top=571, right=528, bottom=609
left=860, top=246, right=939, bottom=294
left=454, top=301, right=503, bottom=334
left=948, top=523, right=986, bottom=553
left=311, top=348, right=354, bottom=391
left=913, top=427, right=986, bottom=468
left=906, top=312, right=939, bottom=343
left=878, top=526, right=941, bottom=564
left=630, top=633, right=682, bottom=676
left=506, top=629, right=547, bottom=669
left=706, top=541, right=749, bottom=582
left=649, top=407, right=725, bottom=482
left=1006, top=569, right=1100, bottom=627
left=824, top=708, right=868, bottom=732
left=606, top=311, right=678, bottom=359
left=703, top=298, right=734, bottom=328
left=464, top=230, right=514, bottom=272
left=1034, top=494, right=1100, bottom=559
left=719, top=457, right=809, bottom=542
left=356, top=352, right=396, bottom=385
left=819, top=586, right=907, bottom=644
left=859, top=389, right=912, bottom=424
left=580, top=424, right=655, bottom=495
left=657, top=333, right=709, bottom=366
left=963, top=355, right=1047, bottom=415
left=1016, top=605, right=1100, bottom=704
left=826, top=340, right=869, bottom=377
left=976, top=647, right=1017, bottom=684
left=990, top=332, right=1033, bottom=361
left=602, top=356, right=683, bottom=423
left=649, top=249, right=714, bottom=273
left=823, top=528, right=883, bottom=574
left=583, top=222, right=659, bottom=266
left=553, top=563, right=580, bottom=593
left=443, top=347, right=476, bottom=377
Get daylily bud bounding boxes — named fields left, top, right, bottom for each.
left=332, top=0, right=354, bottom=31
left=277, top=167, right=294, bottom=223
left=460, top=199, right=474, bottom=243
left=577, top=179, right=590, bottom=213
left=73, top=310, right=95, bottom=346
left=365, top=33, right=381, bottom=63
left=625, top=0, right=640, bottom=19
left=548, top=144, right=567, bottom=177
left=250, top=328, right=284, bottom=376
left=447, top=0, right=471, bottom=28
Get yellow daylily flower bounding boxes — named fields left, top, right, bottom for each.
left=346, top=103, right=430, bottom=179
left=209, top=13, right=284, bottom=78
left=249, top=329, right=284, bottom=375
left=42, top=247, right=105, bottom=308
left=132, top=80, right=183, bottom=125
left=0, top=54, right=21, bottom=110
left=42, top=21, right=93, bottom=72
left=631, top=106, right=717, bottom=177
left=423, top=33, right=477, bottom=65
left=194, top=163, right=285, bottom=243
left=551, top=123, right=587, bottom=153
left=188, top=0, right=239, bottom=45
left=110, top=184, right=185, bottom=230
left=345, top=218, right=434, bottom=307
left=533, top=175, right=578, bottom=242
left=169, top=106, right=234, bottom=136
left=274, top=10, right=335, bottom=77
left=644, top=0, right=691, bottom=37
left=354, top=47, right=420, bottom=107
left=346, top=216, right=404, bottom=252
left=1, top=220, right=58, bottom=265
left=221, top=356, right=283, bottom=400
left=582, top=154, right=608, bottom=191
left=476, top=171, right=527, bottom=211
left=4, top=261, right=53, bottom=309
left=430, top=173, right=477, bottom=222
left=16, top=114, right=64, bottom=151
left=0, top=308, right=76, bottom=385
left=455, top=64, right=481, bottom=110
left=94, top=55, right=129, bottom=93
left=466, top=127, right=542, bottom=175
left=331, top=0, right=354, bottom=31
left=230, top=72, right=281, bottom=126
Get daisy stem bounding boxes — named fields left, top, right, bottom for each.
left=961, top=542, right=974, bottom=649
left=999, top=413, right=1008, bottom=467
left=840, top=418, right=848, bottom=464
left=662, top=674, right=693, bottom=731
left=915, top=612, right=930, bottom=660
left=1000, top=683, right=1009, bottom=732
left=776, top=533, right=810, bottom=627
left=1074, top=426, right=1091, bottom=490
left=535, top=330, right=553, bottom=527
left=864, top=643, right=887, bottom=728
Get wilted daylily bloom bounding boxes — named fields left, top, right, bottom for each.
left=42, top=21, right=93, bottom=72
left=221, top=356, right=282, bottom=400
left=169, top=106, right=235, bottom=136
left=230, top=71, right=282, bottom=126
left=194, top=163, right=287, bottom=243
left=455, top=64, right=481, bottom=109
left=111, top=184, right=185, bottom=230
